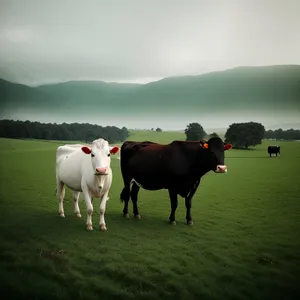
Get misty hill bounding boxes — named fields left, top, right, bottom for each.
left=1, top=65, right=300, bottom=124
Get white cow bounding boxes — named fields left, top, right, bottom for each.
left=55, top=138, right=119, bottom=231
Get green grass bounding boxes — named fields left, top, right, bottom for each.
left=127, top=130, right=225, bottom=143
left=127, top=130, right=186, bottom=144
left=0, top=132, right=300, bottom=300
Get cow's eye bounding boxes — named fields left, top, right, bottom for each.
left=91, top=153, right=95, bottom=157
left=107, top=153, right=110, bottom=157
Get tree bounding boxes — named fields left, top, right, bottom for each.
left=185, top=122, right=207, bottom=141
left=0, top=119, right=129, bottom=144
left=85, top=130, right=95, bottom=143
left=225, top=122, right=265, bottom=149
left=264, top=128, right=300, bottom=140
left=209, top=132, right=219, bottom=138
left=156, top=127, right=162, bottom=132
left=120, top=126, right=129, bottom=141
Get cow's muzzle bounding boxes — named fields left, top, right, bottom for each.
left=95, top=167, right=109, bottom=175
left=215, top=165, right=227, bottom=173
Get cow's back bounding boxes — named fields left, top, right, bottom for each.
left=56, top=145, right=87, bottom=191
left=56, top=144, right=85, bottom=162
left=120, top=141, right=157, bottom=165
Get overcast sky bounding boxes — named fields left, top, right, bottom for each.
left=0, top=0, right=299, bottom=86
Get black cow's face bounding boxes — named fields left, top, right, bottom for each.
left=200, top=137, right=232, bottom=173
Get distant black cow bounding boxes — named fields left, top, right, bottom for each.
left=268, top=145, right=280, bottom=157
left=119, top=137, right=232, bottom=225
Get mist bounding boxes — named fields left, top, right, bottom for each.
left=4, top=108, right=299, bottom=132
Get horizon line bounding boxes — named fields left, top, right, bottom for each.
left=1, top=63, right=299, bottom=88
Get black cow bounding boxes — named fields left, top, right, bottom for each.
left=268, top=145, right=280, bottom=157
left=119, top=137, right=232, bottom=225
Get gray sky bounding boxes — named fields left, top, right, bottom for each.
left=0, top=0, right=299, bottom=86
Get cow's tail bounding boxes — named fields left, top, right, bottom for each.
left=120, top=178, right=131, bottom=204
left=120, top=188, right=127, bottom=203
left=119, top=142, right=132, bottom=203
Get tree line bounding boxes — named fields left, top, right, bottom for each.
left=0, top=119, right=129, bottom=143
left=264, top=128, right=300, bottom=140
left=1, top=119, right=299, bottom=147
left=185, top=122, right=300, bottom=149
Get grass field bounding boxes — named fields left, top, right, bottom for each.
left=0, top=131, right=300, bottom=300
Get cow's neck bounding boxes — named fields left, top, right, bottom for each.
left=194, top=151, right=214, bottom=177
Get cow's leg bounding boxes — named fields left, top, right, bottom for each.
left=131, top=182, right=141, bottom=219
left=184, top=180, right=200, bottom=225
left=168, top=189, right=178, bottom=225
left=99, top=192, right=109, bottom=231
left=73, top=191, right=81, bottom=218
left=82, top=188, right=93, bottom=231
left=57, top=181, right=65, bottom=217
left=185, top=197, right=193, bottom=225
left=120, top=182, right=131, bottom=218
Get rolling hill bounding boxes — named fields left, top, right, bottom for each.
left=1, top=65, right=300, bottom=129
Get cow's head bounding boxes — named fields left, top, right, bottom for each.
left=81, top=138, right=119, bottom=176
left=200, top=137, right=232, bottom=173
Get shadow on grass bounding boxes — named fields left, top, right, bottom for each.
left=0, top=207, right=184, bottom=244
left=227, top=156, right=275, bottom=159
left=232, top=147, right=258, bottom=151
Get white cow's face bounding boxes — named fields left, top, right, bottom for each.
left=81, top=139, right=119, bottom=175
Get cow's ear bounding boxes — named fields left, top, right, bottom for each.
left=109, top=146, right=119, bottom=154
left=81, top=146, right=92, bottom=154
left=200, top=141, right=209, bottom=149
left=224, top=143, right=232, bottom=150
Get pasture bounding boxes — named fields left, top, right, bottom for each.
left=0, top=132, right=299, bottom=300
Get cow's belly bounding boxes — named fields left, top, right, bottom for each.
left=59, top=170, right=83, bottom=191
left=131, top=176, right=168, bottom=191
left=57, top=160, right=83, bottom=191
left=132, top=173, right=198, bottom=195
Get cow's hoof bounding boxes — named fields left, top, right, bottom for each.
left=75, top=213, right=82, bottom=218
left=59, top=212, right=65, bottom=218
left=187, top=220, right=194, bottom=226
left=87, top=224, right=93, bottom=231
left=100, top=224, right=107, bottom=231
left=169, top=220, right=176, bottom=225
left=135, top=214, right=142, bottom=219
left=123, top=213, right=130, bottom=219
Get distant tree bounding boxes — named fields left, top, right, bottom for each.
left=264, top=129, right=275, bottom=139
left=209, top=132, right=219, bottom=138
left=264, top=128, right=300, bottom=140
left=225, top=121, right=265, bottom=149
left=41, top=128, right=53, bottom=140
left=85, top=130, right=95, bottom=143
left=156, top=127, right=162, bottom=132
left=151, top=128, right=154, bottom=131
left=0, top=119, right=129, bottom=144
left=120, top=126, right=129, bottom=141
left=185, top=122, right=207, bottom=141
left=0, top=123, right=6, bottom=137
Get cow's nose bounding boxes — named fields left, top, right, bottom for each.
left=96, top=167, right=108, bottom=175
left=216, top=165, right=227, bottom=173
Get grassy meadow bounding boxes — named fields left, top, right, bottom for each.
left=0, top=131, right=300, bottom=300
